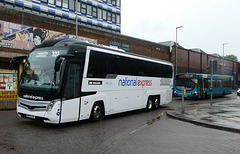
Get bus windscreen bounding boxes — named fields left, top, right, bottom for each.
left=175, top=75, right=197, bottom=91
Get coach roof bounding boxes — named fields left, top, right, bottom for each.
left=32, top=39, right=173, bottom=66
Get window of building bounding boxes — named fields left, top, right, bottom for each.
left=63, top=0, right=68, bottom=8
left=107, top=0, right=111, bottom=4
left=41, top=0, right=48, bottom=3
left=56, top=0, right=62, bottom=7
left=103, top=0, right=107, bottom=2
left=92, top=6, right=97, bottom=18
left=49, top=0, right=54, bottom=4
left=69, top=0, right=75, bottom=11
left=116, top=14, right=120, bottom=24
left=112, top=13, right=116, bottom=23
left=112, top=0, right=116, bottom=5
left=98, top=8, right=102, bottom=19
left=77, top=1, right=81, bottom=12
left=81, top=3, right=87, bottom=14
left=87, top=5, right=92, bottom=16
left=116, top=0, right=120, bottom=7
left=103, top=10, right=107, bottom=20
left=107, top=11, right=111, bottom=22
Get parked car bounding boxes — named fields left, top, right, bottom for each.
left=237, top=88, right=240, bottom=96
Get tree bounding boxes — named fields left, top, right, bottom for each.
left=224, top=54, right=238, bottom=62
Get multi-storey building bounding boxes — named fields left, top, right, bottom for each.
left=0, top=0, right=121, bottom=33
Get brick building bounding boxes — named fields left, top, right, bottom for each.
left=160, top=41, right=239, bottom=89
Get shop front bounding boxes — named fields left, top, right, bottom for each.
left=0, top=72, right=18, bottom=110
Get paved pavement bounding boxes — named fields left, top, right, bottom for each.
left=167, top=96, right=240, bottom=133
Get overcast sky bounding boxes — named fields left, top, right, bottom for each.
left=121, top=0, right=240, bottom=60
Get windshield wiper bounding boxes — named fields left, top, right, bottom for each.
left=42, top=82, right=55, bottom=86
left=27, top=70, right=36, bottom=83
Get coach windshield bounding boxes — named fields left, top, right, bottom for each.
left=19, top=48, right=67, bottom=101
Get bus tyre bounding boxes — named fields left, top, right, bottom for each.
left=146, top=97, right=153, bottom=111
left=153, top=96, right=160, bottom=110
left=90, top=102, right=103, bottom=122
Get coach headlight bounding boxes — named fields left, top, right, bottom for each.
left=17, top=98, right=20, bottom=107
left=46, top=100, right=57, bottom=112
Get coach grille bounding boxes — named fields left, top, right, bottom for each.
left=19, top=101, right=48, bottom=111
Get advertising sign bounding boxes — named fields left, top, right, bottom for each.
left=0, top=20, right=97, bottom=50
left=109, top=40, right=129, bottom=52
left=0, top=73, right=18, bottom=100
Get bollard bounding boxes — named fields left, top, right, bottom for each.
left=210, top=59, right=213, bottom=106
left=210, top=87, right=213, bottom=106
left=181, top=88, right=185, bottom=113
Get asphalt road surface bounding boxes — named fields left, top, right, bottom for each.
left=1, top=93, right=240, bottom=153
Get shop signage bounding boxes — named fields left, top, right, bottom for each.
left=109, top=40, right=129, bottom=52
left=0, top=73, right=18, bottom=100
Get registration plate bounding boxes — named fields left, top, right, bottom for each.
left=26, top=114, right=35, bottom=119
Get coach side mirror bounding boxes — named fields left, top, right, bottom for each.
left=9, top=56, right=27, bottom=70
left=55, top=59, right=62, bottom=72
left=55, top=54, right=74, bottom=72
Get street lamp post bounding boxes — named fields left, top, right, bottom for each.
left=176, top=26, right=183, bottom=75
left=223, top=43, right=228, bottom=74
left=75, top=0, right=78, bottom=38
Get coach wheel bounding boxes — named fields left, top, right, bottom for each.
left=153, top=96, right=160, bottom=110
left=90, top=102, right=103, bottom=121
left=146, top=97, right=153, bottom=111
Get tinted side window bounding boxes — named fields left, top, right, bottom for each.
left=222, top=78, right=231, bottom=88
left=87, top=51, right=112, bottom=78
left=87, top=51, right=172, bottom=78
left=204, top=78, right=209, bottom=88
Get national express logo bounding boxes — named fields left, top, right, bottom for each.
left=118, top=77, right=152, bottom=87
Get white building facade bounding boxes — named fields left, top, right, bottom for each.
left=0, top=0, right=121, bottom=33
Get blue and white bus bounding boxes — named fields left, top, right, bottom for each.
left=174, top=73, right=232, bottom=98
left=10, top=39, right=174, bottom=124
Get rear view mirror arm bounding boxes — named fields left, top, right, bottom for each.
left=9, top=56, right=27, bottom=70
left=54, top=54, right=74, bottom=72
